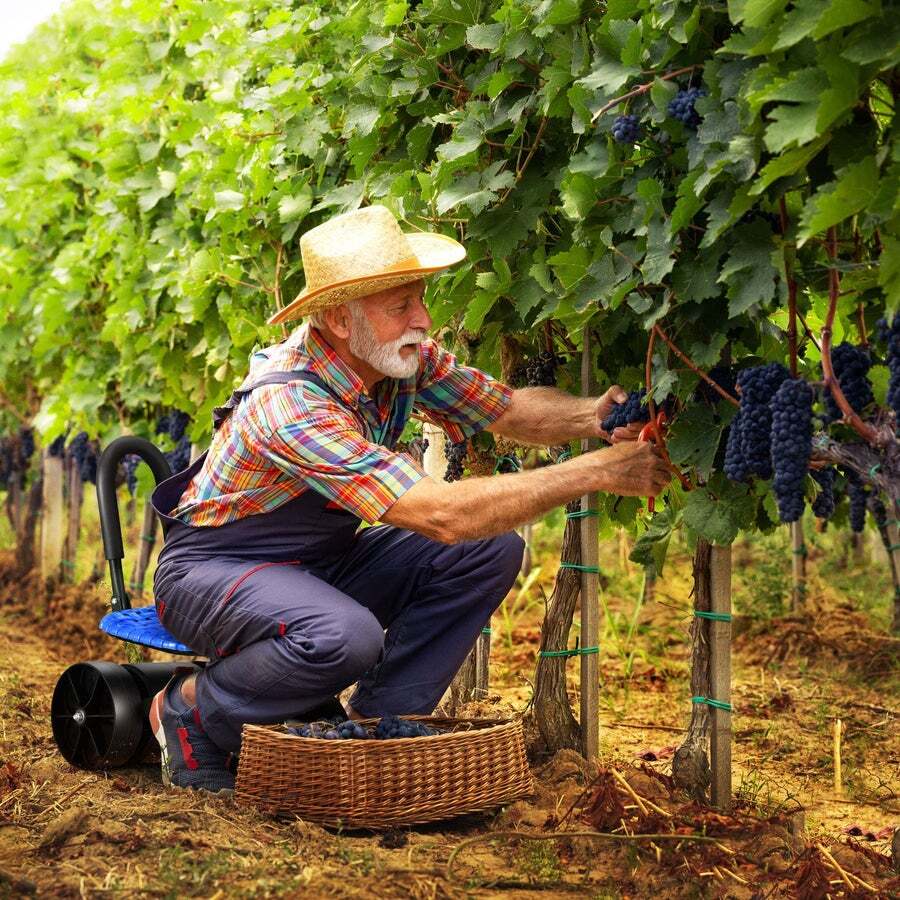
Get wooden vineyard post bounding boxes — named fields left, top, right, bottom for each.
left=579, top=327, right=600, bottom=762
left=63, top=453, right=84, bottom=583
left=709, top=544, right=733, bottom=811
left=129, top=500, right=159, bottom=601
left=40, top=450, right=66, bottom=584
left=425, top=424, right=480, bottom=709
left=790, top=520, right=806, bottom=611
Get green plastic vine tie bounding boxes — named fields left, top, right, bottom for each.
left=694, top=610, right=732, bottom=622
left=492, top=455, right=522, bottom=475
left=481, top=627, right=492, bottom=635
left=692, top=696, right=733, bottom=712
left=141, top=534, right=156, bottom=543
left=539, top=646, right=600, bottom=658
left=888, top=544, right=900, bottom=552
left=559, top=562, right=601, bottom=574
left=792, top=546, right=808, bottom=556
left=869, top=463, right=881, bottom=477
left=566, top=509, right=599, bottom=519
left=556, top=450, right=572, bottom=463
left=60, top=559, right=75, bottom=569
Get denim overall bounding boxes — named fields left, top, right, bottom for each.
left=151, top=370, right=524, bottom=753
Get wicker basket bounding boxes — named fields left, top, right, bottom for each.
left=234, top=715, right=534, bottom=828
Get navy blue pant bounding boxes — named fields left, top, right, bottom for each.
left=153, top=525, right=524, bottom=753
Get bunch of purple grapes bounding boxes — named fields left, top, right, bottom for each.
left=67, top=433, right=99, bottom=484
left=444, top=439, right=466, bottom=482
left=811, top=467, right=836, bottom=520
left=846, top=471, right=868, bottom=533
left=165, top=435, right=191, bottom=474
left=612, top=114, right=641, bottom=143
left=0, top=437, right=12, bottom=487
left=289, top=720, right=370, bottom=740
left=601, top=389, right=650, bottom=433
left=19, top=428, right=34, bottom=464
left=122, top=455, right=140, bottom=496
left=524, top=352, right=562, bottom=388
left=668, top=87, right=707, bottom=129
left=877, top=314, right=900, bottom=425
left=287, top=715, right=438, bottom=740
left=48, top=435, right=66, bottom=458
left=824, top=343, right=873, bottom=423
left=724, top=363, right=789, bottom=482
left=374, top=715, right=439, bottom=739
left=770, top=379, right=813, bottom=522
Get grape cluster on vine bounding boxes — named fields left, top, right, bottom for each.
left=877, top=314, right=900, bottom=425
left=444, top=438, right=466, bottom=482
left=601, top=389, right=650, bottom=433
left=67, top=432, right=99, bottom=484
left=770, top=379, right=813, bottom=522
left=811, top=467, right=836, bottom=520
left=523, top=351, right=562, bottom=388
left=846, top=471, right=868, bottom=533
left=824, top=342, right=873, bottom=422
left=48, top=435, right=66, bottom=458
left=611, top=114, right=641, bottom=143
left=668, top=87, right=707, bottom=129
left=165, top=435, right=191, bottom=474
left=122, top=455, right=140, bottom=496
left=733, top=363, right=789, bottom=481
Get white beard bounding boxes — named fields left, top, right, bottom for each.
left=348, top=307, right=425, bottom=379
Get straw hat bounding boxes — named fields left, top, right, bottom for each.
left=267, top=205, right=466, bottom=325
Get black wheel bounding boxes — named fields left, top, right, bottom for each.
left=51, top=662, right=144, bottom=770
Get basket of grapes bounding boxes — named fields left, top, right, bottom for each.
left=233, top=714, right=534, bottom=828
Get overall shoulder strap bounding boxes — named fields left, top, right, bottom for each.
left=211, top=370, right=337, bottom=431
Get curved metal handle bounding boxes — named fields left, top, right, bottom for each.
left=96, top=437, right=172, bottom=612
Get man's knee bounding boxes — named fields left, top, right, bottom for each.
left=283, top=608, right=384, bottom=680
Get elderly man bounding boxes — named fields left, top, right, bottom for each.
left=148, top=206, right=669, bottom=793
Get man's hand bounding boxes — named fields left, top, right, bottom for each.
left=596, top=384, right=644, bottom=443
left=587, top=441, right=671, bottom=497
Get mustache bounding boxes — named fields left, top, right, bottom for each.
left=386, top=329, right=428, bottom=348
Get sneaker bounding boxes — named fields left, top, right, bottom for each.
left=148, top=667, right=236, bottom=795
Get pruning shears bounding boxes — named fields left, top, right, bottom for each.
left=638, top=410, right=669, bottom=513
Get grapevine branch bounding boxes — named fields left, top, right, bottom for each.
left=651, top=324, right=739, bottom=407
left=644, top=328, right=691, bottom=488
left=820, top=228, right=879, bottom=445
left=590, top=65, right=703, bottom=123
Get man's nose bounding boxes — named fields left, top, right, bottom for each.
left=409, top=297, right=432, bottom=332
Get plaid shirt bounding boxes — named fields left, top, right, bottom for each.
left=171, top=325, right=513, bottom=526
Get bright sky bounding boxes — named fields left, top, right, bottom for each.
left=1, top=0, right=69, bottom=61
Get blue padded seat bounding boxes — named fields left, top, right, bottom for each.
left=99, top=605, right=196, bottom=655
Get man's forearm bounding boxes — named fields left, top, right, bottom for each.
left=384, top=453, right=605, bottom=543
left=487, top=387, right=602, bottom=445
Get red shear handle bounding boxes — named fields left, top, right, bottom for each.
left=638, top=411, right=667, bottom=513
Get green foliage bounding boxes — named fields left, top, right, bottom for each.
left=0, top=0, right=895, bottom=545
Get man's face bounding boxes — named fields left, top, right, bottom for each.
left=345, top=280, right=432, bottom=379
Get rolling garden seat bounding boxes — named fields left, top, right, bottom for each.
left=51, top=437, right=203, bottom=771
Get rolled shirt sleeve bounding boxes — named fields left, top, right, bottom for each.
left=413, top=341, right=513, bottom=443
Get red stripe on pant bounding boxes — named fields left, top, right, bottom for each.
left=219, top=560, right=302, bottom=608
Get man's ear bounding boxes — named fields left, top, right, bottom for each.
left=325, top=304, right=352, bottom=339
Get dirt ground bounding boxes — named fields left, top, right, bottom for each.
left=0, top=516, right=898, bottom=898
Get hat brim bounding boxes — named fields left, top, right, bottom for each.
left=266, top=232, right=466, bottom=326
